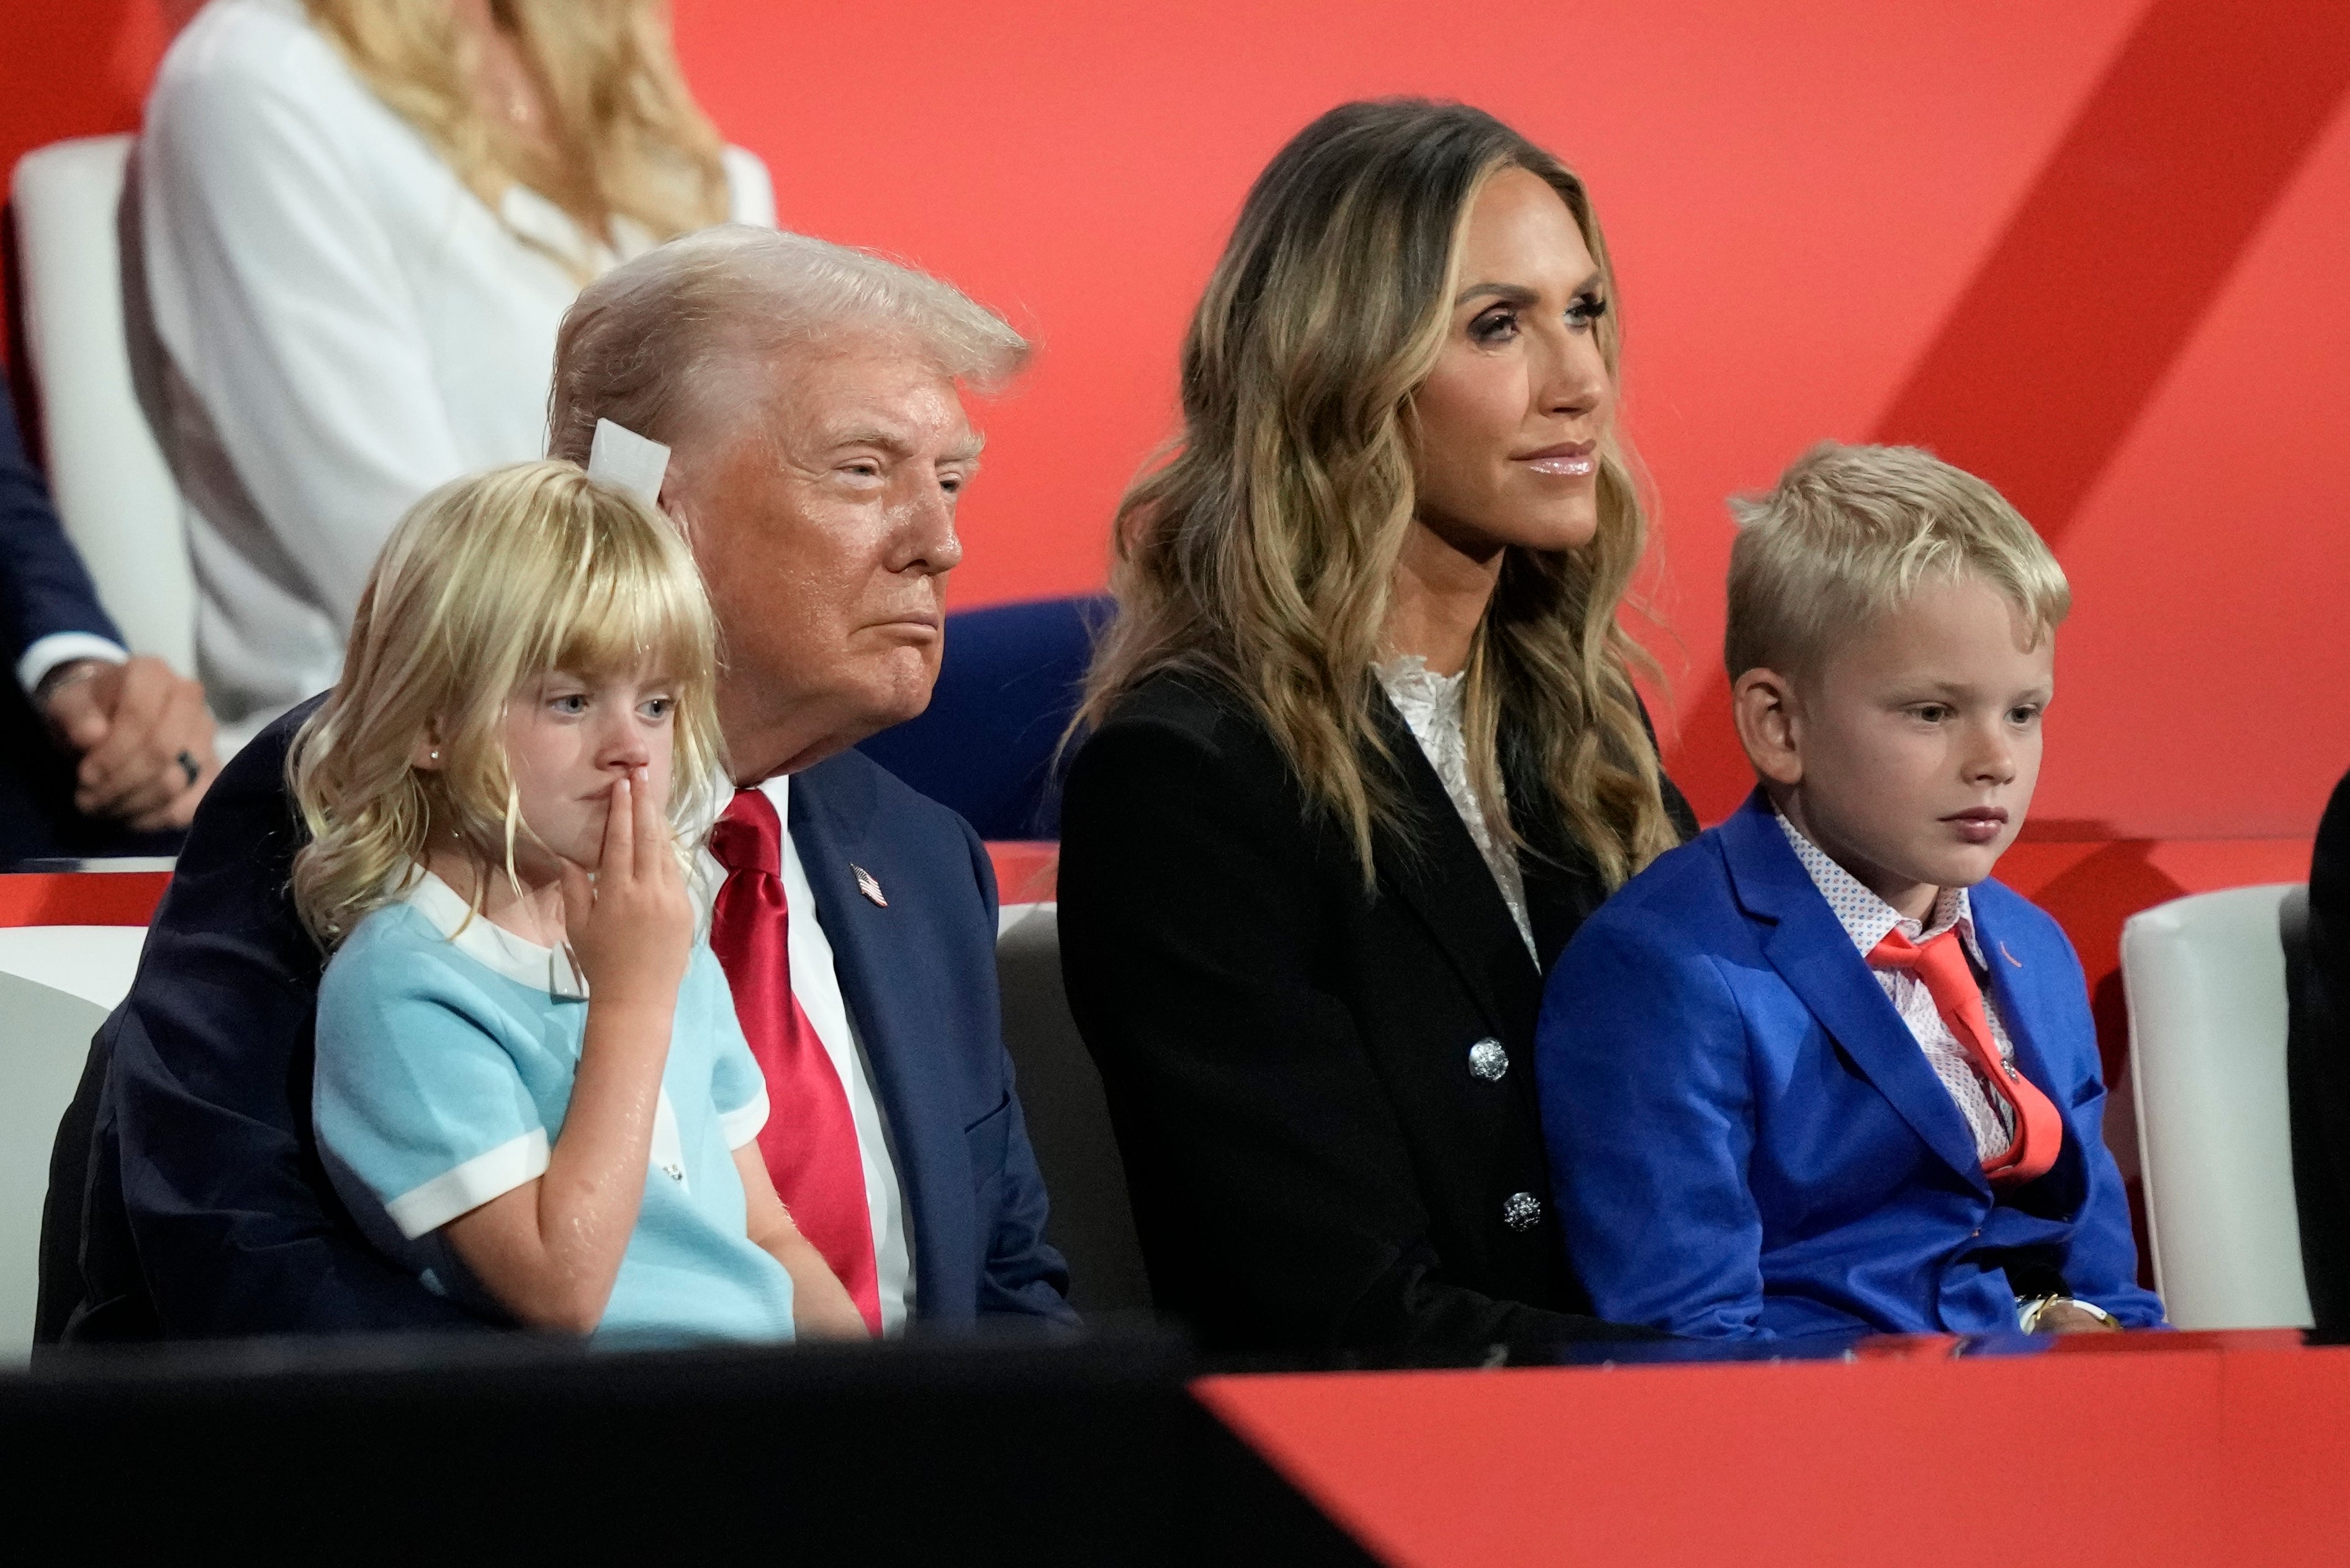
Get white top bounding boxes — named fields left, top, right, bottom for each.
left=1374, top=654, right=1535, bottom=959
left=1773, top=809, right=2020, bottom=1160
left=138, top=0, right=775, bottom=748
left=695, top=773, right=916, bottom=1335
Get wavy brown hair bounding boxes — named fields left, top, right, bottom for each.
left=1076, top=99, right=1680, bottom=888
left=304, top=0, right=729, bottom=258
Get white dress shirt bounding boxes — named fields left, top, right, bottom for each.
left=16, top=632, right=128, bottom=698
left=139, top=0, right=774, bottom=749
left=697, top=775, right=916, bottom=1334
left=1374, top=654, right=1536, bottom=959
left=1774, top=809, right=2020, bottom=1160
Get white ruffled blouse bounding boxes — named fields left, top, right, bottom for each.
left=1373, top=655, right=1536, bottom=960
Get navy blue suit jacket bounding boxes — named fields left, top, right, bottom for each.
left=49, top=699, right=1073, bottom=1339
left=1, top=391, right=120, bottom=666
left=1537, top=791, right=2164, bottom=1340
left=1, top=390, right=161, bottom=862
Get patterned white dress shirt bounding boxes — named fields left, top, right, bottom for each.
left=1374, top=656, right=1536, bottom=960
left=1774, top=810, right=2019, bottom=1160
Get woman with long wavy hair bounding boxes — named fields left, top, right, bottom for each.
left=138, top=0, right=769, bottom=748
left=1059, top=98, right=1696, bottom=1354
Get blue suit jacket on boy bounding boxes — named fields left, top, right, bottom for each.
left=1537, top=791, right=2165, bottom=1340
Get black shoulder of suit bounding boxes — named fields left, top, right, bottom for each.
left=2315, top=766, right=2350, bottom=937
left=1100, top=666, right=1698, bottom=864
left=1094, top=667, right=1259, bottom=748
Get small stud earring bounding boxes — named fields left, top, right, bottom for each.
left=428, top=748, right=440, bottom=762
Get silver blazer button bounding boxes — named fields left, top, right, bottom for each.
left=1502, top=1191, right=1543, bottom=1232
left=1468, top=1038, right=1509, bottom=1081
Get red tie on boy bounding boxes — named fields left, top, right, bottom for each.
left=1868, top=926, right=2064, bottom=1186
left=708, top=788, right=884, bottom=1333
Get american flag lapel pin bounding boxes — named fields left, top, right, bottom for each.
left=853, top=863, right=888, bottom=908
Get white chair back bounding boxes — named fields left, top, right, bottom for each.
left=11, top=134, right=194, bottom=672
left=0, top=926, right=145, bottom=1361
left=2122, top=883, right=2313, bottom=1329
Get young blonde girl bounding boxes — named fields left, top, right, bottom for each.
left=293, top=460, right=864, bottom=1341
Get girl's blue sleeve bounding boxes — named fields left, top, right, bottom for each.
left=314, top=918, right=549, bottom=1241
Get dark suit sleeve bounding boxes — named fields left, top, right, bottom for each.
left=2314, top=769, right=2350, bottom=1006
left=1060, top=710, right=1639, bottom=1351
left=2295, top=768, right=2350, bottom=1335
left=2033, top=924, right=2168, bottom=1327
left=0, top=392, right=122, bottom=665
left=89, top=704, right=482, bottom=1336
left=960, top=816, right=1079, bottom=1325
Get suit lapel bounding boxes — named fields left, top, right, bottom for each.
left=1721, top=796, right=1991, bottom=1191
left=785, top=757, right=964, bottom=1312
left=1505, top=728, right=1606, bottom=972
left=1519, top=851, right=1600, bottom=973
left=1367, top=693, right=1542, bottom=1045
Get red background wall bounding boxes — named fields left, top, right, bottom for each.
left=4, top=0, right=2345, bottom=840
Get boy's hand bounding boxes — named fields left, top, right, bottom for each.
left=558, top=768, right=692, bottom=1011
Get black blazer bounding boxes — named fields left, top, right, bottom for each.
left=1058, top=671, right=1695, bottom=1353
left=0, top=384, right=176, bottom=862
left=2291, top=766, right=2350, bottom=1339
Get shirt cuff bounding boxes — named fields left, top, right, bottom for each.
left=718, top=1086, right=771, bottom=1150
left=18, top=632, right=129, bottom=698
left=382, top=1128, right=551, bottom=1239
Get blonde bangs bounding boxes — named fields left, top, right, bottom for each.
left=292, top=461, right=723, bottom=947
left=536, top=522, right=715, bottom=693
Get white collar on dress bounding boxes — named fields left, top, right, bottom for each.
left=1372, top=652, right=1465, bottom=724
left=400, top=868, right=588, bottom=999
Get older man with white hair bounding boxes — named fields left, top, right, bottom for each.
left=40, top=228, right=1076, bottom=1339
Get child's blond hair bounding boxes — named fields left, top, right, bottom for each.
left=1725, top=441, right=2070, bottom=683
left=290, top=461, right=724, bottom=948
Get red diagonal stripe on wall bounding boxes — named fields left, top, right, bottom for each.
left=1667, top=0, right=2350, bottom=820
left=1871, top=0, right=2350, bottom=532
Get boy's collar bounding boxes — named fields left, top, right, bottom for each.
left=1769, top=805, right=1986, bottom=969
left=1717, top=789, right=2020, bottom=1194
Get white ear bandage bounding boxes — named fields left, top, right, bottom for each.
left=586, top=417, right=671, bottom=507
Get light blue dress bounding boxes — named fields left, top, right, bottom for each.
left=314, top=870, right=796, bottom=1343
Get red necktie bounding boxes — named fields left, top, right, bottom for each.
left=707, top=788, right=882, bottom=1332
left=1868, top=926, right=2064, bottom=1186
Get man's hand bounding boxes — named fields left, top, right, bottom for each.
left=42, top=656, right=220, bottom=831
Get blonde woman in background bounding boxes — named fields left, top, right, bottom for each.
left=1057, top=99, right=1697, bottom=1355
left=138, top=0, right=773, bottom=748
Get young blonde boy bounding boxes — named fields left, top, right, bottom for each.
left=1535, top=442, right=2164, bottom=1339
